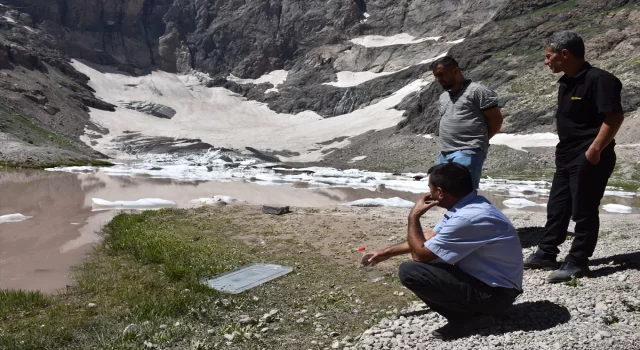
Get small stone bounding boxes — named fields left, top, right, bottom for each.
left=553, top=342, right=561, bottom=350
left=296, top=317, right=305, bottom=323
left=252, top=296, right=260, bottom=301
left=330, top=331, right=340, bottom=337
left=261, top=327, right=270, bottom=333
left=122, top=324, right=138, bottom=336
left=224, top=333, right=235, bottom=341
left=599, top=330, right=611, bottom=338
left=618, top=274, right=628, bottom=282
left=380, top=331, right=394, bottom=338
left=244, top=332, right=252, bottom=340
left=398, top=292, right=405, bottom=296
left=87, top=303, right=97, bottom=308
left=174, top=321, right=181, bottom=327
left=262, top=205, right=290, bottom=215
left=207, top=329, right=215, bottom=335
left=143, top=340, right=156, bottom=349
left=343, top=336, right=353, bottom=342
left=315, top=313, right=325, bottom=318
left=594, top=334, right=602, bottom=341
left=159, top=324, right=168, bottom=330
left=596, top=303, right=608, bottom=311
left=239, top=316, right=257, bottom=325
left=331, top=340, right=341, bottom=349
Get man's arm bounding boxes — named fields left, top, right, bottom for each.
left=407, top=215, right=439, bottom=263
left=586, top=73, right=625, bottom=164
left=588, top=112, right=624, bottom=152
left=364, top=230, right=437, bottom=265
left=483, top=107, right=503, bottom=140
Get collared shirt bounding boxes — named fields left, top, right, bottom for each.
left=555, top=62, right=623, bottom=159
left=424, top=191, right=523, bottom=290
left=438, top=79, right=499, bottom=153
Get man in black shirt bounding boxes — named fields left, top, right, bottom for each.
left=524, top=30, right=625, bottom=283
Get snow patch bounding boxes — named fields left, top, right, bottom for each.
left=324, top=69, right=405, bottom=88
left=2, top=16, right=15, bottom=23
left=349, top=155, right=368, bottom=163
left=602, top=204, right=633, bottom=214
left=502, top=198, right=545, bottom=209
left=350, top=33, right=441, bottom=47
left=418, top=52, right=448, bottom=65
left=324, top=52, right=447, bottom=87
left=344, top=197, right=415, bottom=208
left=228, top=70, right=288, bottom=93
left=91, top=198, right=178, bottom=211
left=446, top=39, right=465, bottom=44
left=490, top=133, right=559, bottom=152
left=0, top=213, right=32, bottom=223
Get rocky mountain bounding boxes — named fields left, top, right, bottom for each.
left=0, top=0, right=638, bottom=172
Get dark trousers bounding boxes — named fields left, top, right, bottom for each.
left=398, top=261, right=521, bottom=321
left=536, top=146, right=616, bottom=265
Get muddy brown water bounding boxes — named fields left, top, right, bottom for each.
left=1, top=170, right=638, bottom=293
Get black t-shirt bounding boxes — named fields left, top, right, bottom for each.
left=555, top=62, right=623, bottom=159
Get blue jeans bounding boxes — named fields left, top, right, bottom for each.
left=436, top=148, right=486, bottom=190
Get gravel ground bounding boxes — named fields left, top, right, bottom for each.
left=341, top=212, right=640, bottom=350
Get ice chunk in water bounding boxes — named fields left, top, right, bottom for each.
left=190, top=195, right=244, bottom=205
left=0, top=213, right=32, bottom=223
left=602, top=204, right=633, bottom=214
left=92, top=198, right=177, bottom=211
left=344, top=197, right=414, bottom=208
left=502, top=198, right=543, bottom=209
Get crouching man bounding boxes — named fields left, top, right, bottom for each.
left=363, top=163, right=523, bottom=340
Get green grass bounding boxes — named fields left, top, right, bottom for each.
left=0, top=208, right=410, bottom=349
left=0, top=159, right=113, bottom=169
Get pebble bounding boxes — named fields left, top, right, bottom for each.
left=122, top=324, right=138, bottom=336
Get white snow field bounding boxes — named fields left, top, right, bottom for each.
left=71, top=60, right=429, bottom=162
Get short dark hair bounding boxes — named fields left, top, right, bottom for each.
left=427, top=163, right=473, bottom=199
left=429, top=56, right=459, bottom=71
left=545, top=30, right=585, bottom=59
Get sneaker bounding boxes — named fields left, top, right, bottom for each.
left=523, top=253, right=560, bottom=270
left=431, top=314, right=495, bottom=340
left=546, top=261, right=590, bottom=283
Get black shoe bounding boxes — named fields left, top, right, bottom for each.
left=431, top=315, right=495, bottom=340
left=546, top=261, right=590, bottom=283
left=524, top=253, right=560, bottom=270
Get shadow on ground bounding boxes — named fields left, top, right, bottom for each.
left=589, top=251, right=640, bottom=278
left=479, top=300, right=571, bottom=336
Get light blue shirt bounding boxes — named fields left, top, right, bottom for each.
left=424, top=191, right=523, bottom=290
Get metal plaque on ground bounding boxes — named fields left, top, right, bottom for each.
left=202, top=263, right=293, bottom=294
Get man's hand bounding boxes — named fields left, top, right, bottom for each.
left=409, top=194, right=439, bottom=219
left=361, top=250, right=390, bottom=266
left=585, top=147, right=601, bottom=165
